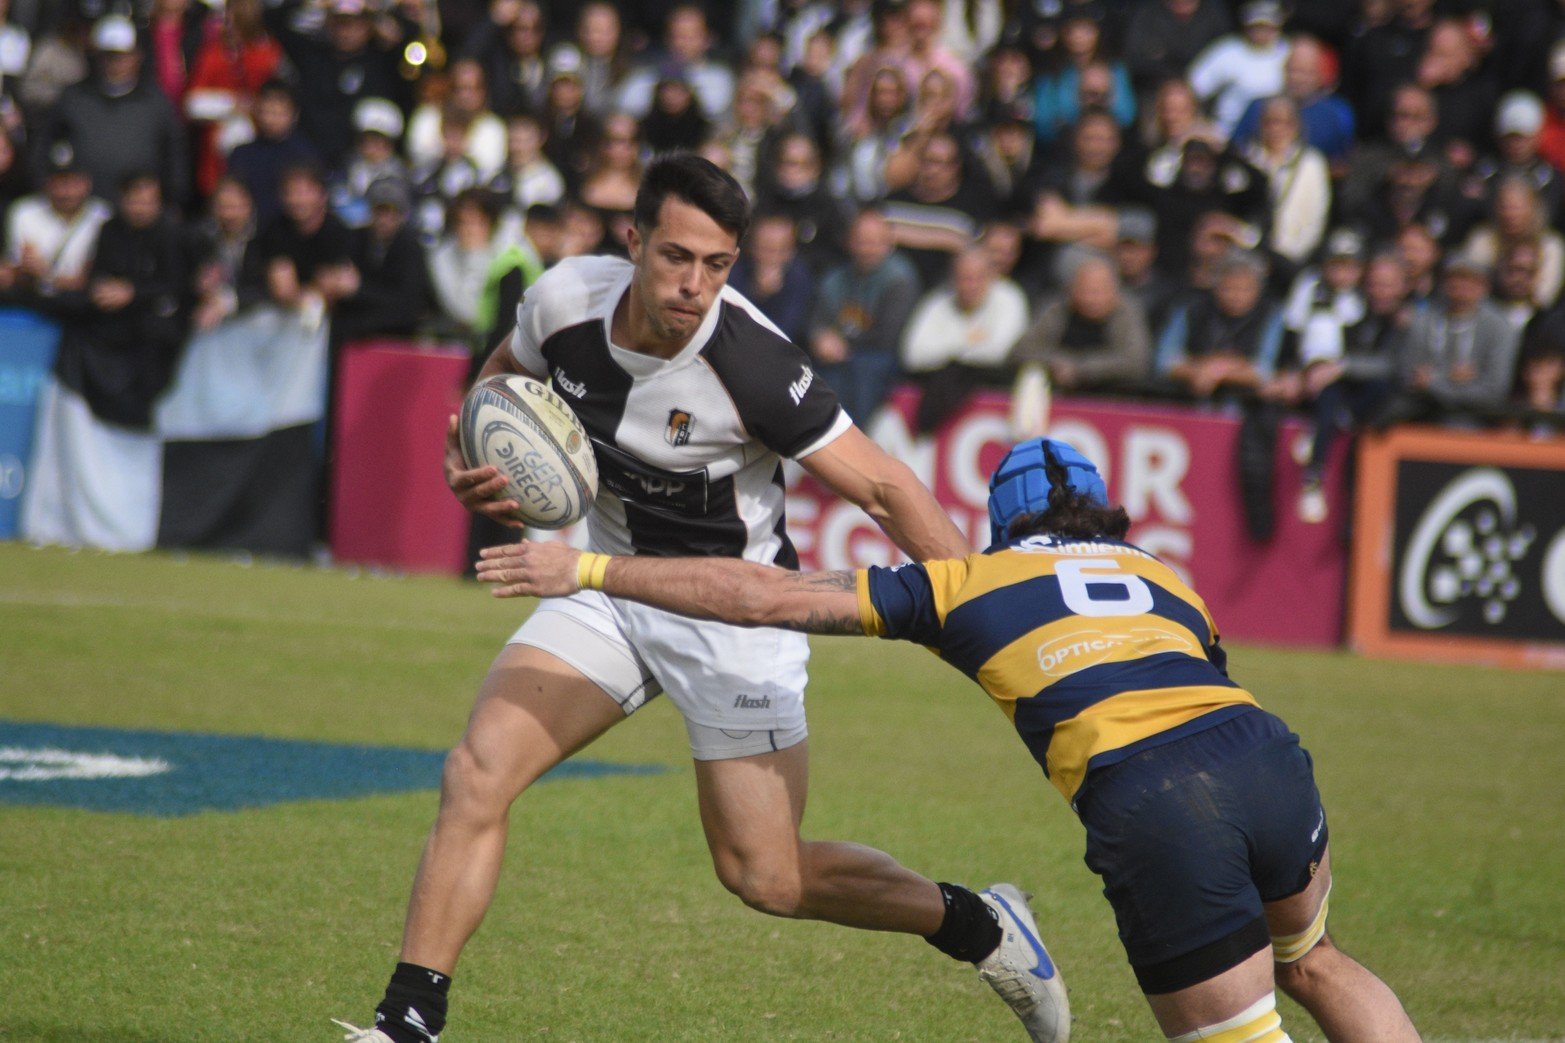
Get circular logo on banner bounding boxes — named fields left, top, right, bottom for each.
left=1398, top=468, right=1535, bottom=629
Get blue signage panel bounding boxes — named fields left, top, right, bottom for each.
left=0, top=309, right=62, bottom=538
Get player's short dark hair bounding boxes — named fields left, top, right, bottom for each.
left=633, top=152, right=751, bottom=243
left=1007, top=491, right=1131, bottom=542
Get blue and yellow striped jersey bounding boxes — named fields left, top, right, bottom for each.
left=855, top=534, right=1259, bottom=804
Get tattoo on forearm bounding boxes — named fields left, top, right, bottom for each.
left=787, top=608, right=863, bottom=635
left=789, top=571, right=857, bottom=592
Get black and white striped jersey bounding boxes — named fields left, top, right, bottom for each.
left=509, top=255, right=851, bottom=564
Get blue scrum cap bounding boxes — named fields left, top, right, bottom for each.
left=987, top=437, right=1108, bottom=546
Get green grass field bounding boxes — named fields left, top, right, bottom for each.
left=2, top=542, right=1563, bottom=1042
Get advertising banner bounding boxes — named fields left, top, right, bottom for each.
left=786, top=389, right=1349, bottom=647
left=0, top=309, right=60, bottom=539
left=330, top=341, right=474, bottom=573
left=1348, top=426, right=1565, bottom=669
left=157, top=306, right=331, bottom=558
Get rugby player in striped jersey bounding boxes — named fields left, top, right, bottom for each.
left=479, top=437, right=1421, bottom=1043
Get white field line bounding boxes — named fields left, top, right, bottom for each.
left=0, top=589, right=506, bottom=637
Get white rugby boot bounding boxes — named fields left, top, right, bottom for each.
left=330, top=1019, right=398, bottom=1042
left=976, top=884, right=1071, bottom=1042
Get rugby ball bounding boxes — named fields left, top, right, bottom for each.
left=458, top=374, right=598, bottom=528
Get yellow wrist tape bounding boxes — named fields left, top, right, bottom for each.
left=576, top=552, right=611, bottom=591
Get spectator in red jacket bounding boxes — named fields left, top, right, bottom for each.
left=183, top=0, right=283, bottom=199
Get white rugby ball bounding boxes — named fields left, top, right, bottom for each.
left=458, top=374, right=598, bottom=528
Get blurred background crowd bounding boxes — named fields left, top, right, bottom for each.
left=5, top=0, right=1565, bottom=533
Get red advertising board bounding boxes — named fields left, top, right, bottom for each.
left=329, top=358, right=1349, bottom=647
left=330, top=341, right=474, bottom=573
left=786, top=389, right=1348, bottom=647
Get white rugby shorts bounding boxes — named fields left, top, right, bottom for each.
left=508, top=589, right=809, bottom=760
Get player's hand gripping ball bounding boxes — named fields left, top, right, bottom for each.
left=458, top=374, right=598, bottom=528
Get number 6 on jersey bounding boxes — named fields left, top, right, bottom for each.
left=1056, top=558, right=1155, bottom=616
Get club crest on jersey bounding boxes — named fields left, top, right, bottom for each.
left=665, top=408, right=695, bottom=446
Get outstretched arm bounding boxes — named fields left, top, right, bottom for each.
left=799, top=425, right=970, bottom=561
left=475, top=541, right=865, bottom=636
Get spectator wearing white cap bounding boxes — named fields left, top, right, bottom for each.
left=1465, top=91, right=1563, bottom=227
left=34, top=14, right=188, bottom=206
left=331, top=97, right=410, bottom=229
left=1, top=144, right=111, bottom=298
left=1187, top=0, right=1289, bottom=139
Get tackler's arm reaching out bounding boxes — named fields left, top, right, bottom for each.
left=477, top=540, right=866, bottom=636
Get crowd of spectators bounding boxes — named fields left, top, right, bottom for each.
left=5, top=0, right=1565, bottom=532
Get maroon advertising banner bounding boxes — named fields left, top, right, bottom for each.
left=786, top=389, right=1348, bottom=647
left=331, top=341, right=474, bottom=574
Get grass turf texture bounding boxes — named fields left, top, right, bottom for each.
left=1, top=543, right=1562, bottom=1042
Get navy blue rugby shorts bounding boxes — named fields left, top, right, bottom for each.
left=1074, top=708, right=1328, bottom=995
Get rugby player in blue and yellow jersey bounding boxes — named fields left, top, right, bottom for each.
left=477, top=437, right=1421, bottom=1043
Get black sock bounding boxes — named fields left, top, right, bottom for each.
left=373, top=962, right=451, bottom=1043
left=924, top=882, right=1003, bottom=963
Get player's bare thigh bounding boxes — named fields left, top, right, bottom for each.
left=1263, top=844, right=1332, bottom=940
left=1141, top=851, right=1334, bottom=1035
left=692, top=742, right=810, bottom=914
left=1143, top=945, right=1276, bottom=1037
left=445, top=643, right=626, bottom=805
